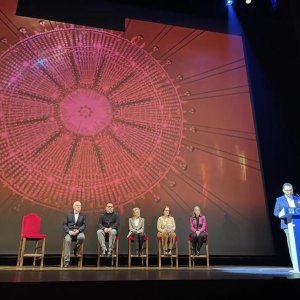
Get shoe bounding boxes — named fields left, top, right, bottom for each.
left=63, top=261, right=69, bottom=268
left=191, top=249, right=196, bottom=256
left=135, top=250, right=140, bottom=256
left=196, top=251, right=200, bottom=256
left=163, top=250, right=168, bottom=256
left=168, top=250, right=172, bottom=255
left=107, top=251, right=112, bottom=257
left=101, top=250, right=107, bottom=257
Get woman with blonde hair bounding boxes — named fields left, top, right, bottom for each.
left=157, top=206, right=176, bottom=255
left=189, top=206, right=208, bottom=255
left=128, top=207, right=145, bottom=255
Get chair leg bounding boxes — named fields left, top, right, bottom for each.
left=128, top=239, right=131, bottom=268
left=33, top=240, right=39, bottom=267
left=97, top=243, right=100, bottom=268
left=146, top=240, right=149, bottom=268
left=40, top=238, right=46, bottom=269
left=19, top=238, right=26, bottom=270
left=175, top=240, right=178, bottom=269
left=78, top=243, right=84, bottom=268
left=115, top=240, right=119, bottom=268
left=206, top=243, right=210, bottom=268
left=60, top=239, right=65, bottom=269
left=188, top=240, right=191, bottom=268
left=158, top=239, right=161, bottom=269
left=17, top=238, right=23, bottom=269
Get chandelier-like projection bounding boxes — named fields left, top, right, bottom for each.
left=0, top=28, right=183, bottom=212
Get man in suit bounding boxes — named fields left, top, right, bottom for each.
left=274, top=182, right=300, bottom=267
left=63, top=201, right=86, bottom=268
left=97, top=202, right=120, bottom=257
left=128, top=207, right=145, bottom=256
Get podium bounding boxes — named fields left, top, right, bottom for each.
left=279, top=207, right=300, bottom=273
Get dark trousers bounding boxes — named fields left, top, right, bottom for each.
left=130, top=232, right=145, bottom=252
left=190, top=232, right=208, bottom=253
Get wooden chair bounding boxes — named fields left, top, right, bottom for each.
left=128, top=235, right=149, bottom=268
left=188, top=236, right=209, bottom=268
left=60, top=238, right=84, bottom=269
left=97, top=235, right=119, bottom=268
left=17, top=213, right=46, bottom=270
left=157, top=236, right=178, bottom=269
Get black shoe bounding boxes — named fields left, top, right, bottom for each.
left=63, top=261, right=69, bottom=268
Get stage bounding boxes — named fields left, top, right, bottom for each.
left=1, top=263, right=300, bottom=299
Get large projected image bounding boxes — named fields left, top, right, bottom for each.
left=0, top=0, right=274, bottom=255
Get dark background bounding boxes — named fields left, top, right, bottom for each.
left=15, top=0, right=300, bottom=260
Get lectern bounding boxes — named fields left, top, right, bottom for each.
left=279, top=207, right=300, bottom=273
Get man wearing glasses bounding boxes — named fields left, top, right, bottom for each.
left=274, top=183, right=300, bottom=267
left=97, top=202, right=120, bottom=257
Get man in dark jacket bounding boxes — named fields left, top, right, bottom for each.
left=63, top=201, right=86, bottom=267
left=97, top=202, right=120, bottom=256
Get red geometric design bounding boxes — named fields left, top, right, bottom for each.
left=0, top=28, right=183, bottom=212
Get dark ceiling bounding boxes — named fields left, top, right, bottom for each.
left=15, top=0, right=291, bottom=32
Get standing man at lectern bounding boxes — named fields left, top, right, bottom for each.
left=274, top=183, right=300, bottom=265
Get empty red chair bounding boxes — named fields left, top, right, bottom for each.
left=17, top=213, right=46, bottom=270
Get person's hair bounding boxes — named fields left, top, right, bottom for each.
left=106, top=202, right=114, bottom=206
left=282, top=183, right=293, bottom=190
left=192, top=205, right=202, bottom=217
left=163, top=206, right=171, bottom=216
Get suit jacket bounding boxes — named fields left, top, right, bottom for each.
left=127, top=217, right=145, bottom=237
left=274, top=195, right=300, bottom=229
left=63, top=212, right=86, bottom=236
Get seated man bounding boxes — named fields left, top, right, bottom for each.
left=63, top=201, right=86, bottom=268
left=97, top=202, right=120, bottom=257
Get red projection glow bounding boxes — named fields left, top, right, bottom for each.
left=0, top=28, right=182, bottom=211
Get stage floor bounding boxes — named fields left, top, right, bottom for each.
left=2, top=265, right=300, bottom=299
left=1, top=266, right=300, bottom=282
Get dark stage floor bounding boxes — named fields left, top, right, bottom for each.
left=1, top=265, right=300, bottom=299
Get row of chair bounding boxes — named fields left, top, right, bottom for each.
left=16, top=213, right=209, bottom=270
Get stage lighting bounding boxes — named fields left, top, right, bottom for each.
left=270, top=0, right=278, bottom=9
left=226, top=0, right=234, bottom=5
left=245, top=0, right=252, bottom=4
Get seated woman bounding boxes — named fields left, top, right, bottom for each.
left=128, top=207, right=145, bottom=256
left=157, top=206, right=176, bottom=255
left=190, top=205, right=208, bottom=255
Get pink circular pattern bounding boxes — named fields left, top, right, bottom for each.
left=59, top=88, right=112, bottom=136
left=0, top=28, right=183, bottom=212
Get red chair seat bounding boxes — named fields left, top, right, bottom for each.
left=22, top=233, right=46, bottom=239
left=128, top=235, right=149, bottom=241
